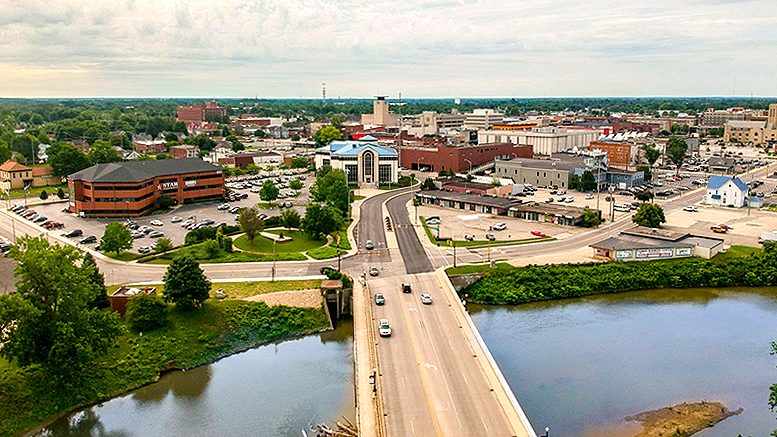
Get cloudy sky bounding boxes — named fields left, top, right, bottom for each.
left=0, top=0, right=775, bottom=98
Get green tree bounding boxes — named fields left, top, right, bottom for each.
left=641, top=143, right=661, bottom=171
left=165, top=132, right=178, bottom=142
left=581, top=170, right=597, bottom=191
left=246, top=163, right=260, bottom=174
left=421, top=177, right=436, bottom=190
left=238, top=205, right=265, bottom=245
left=579, top=210, right=602, bottom=227
left=259, top=180, right=280, bottom=204
left=311, top=169, right=350, bottom=214
left=48, top=142, right=91, bottom=177
left=313, top=126, right=342, bottom=146
left=637, top=165, right=652, bottom=183
left=155, top=237, right=173, bottom=253
left=667, top=137, right=687, bottom=174
left=290, top=156, right=309, bottom=168
left=81, top=252, right=109, bottom=309
left=87, top=140, right=122, bottom=164
left=126, top=293, right=168, bottom=332
left=37, top=130, right=50, bottom=144
left=0, top=140, right=11, bottom=163
left=100, top=222, right=133, bottom=256
left=634, top=189, right=654, bottom=202
left=203, top=239, right=221, bottom=259
left=291, top=134, right=301, bottom=141
left=301, top=203, right=342, bottom=240
left=289, top=179, right=303, bottom=190
left=1, top=237, right=122, bottom=376
left=57, top=187, right=65, bottom=199
left=632, top=203, right=666, bottom=228
left=30, top=113, right=45, bottom=125
left=569, top=174, right=580, bottom=190
left=162, top=254, right=211, bottom=310
left=39, top=190, right=48, bottom=200
left=280, top=208, right=301, bottom=230
left=155, top=194, right=175, bottom=209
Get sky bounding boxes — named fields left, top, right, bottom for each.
left=0, top=0, right=776, bottom=98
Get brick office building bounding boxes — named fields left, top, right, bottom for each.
left=590, top=140, right=634, bottom=167
left=177, top=101, right=228, bottom=123
left=68, top=158, right=224, bottom=217
left=400, top=143, right=532, bottom=173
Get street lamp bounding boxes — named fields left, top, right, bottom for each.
left=543, top=427, right=550, bottom=437
left=417, top=156, right=425, bottom=171
left=271, top=238, right=276, bottom=282
left=464, top=158, right=473, bottom=174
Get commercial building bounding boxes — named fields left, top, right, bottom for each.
left=132, top=134, right=167, bottom=154
left=705, top=175, right=748, bottom=208
left=407, top=110, right=466, bottom=136
left=68, top=158, right=224, bottom=217
left=494, top=157, right=581, bottom=189
left=590, top=226, right=724, bottom=261
left=507, top=202, right=600, bottom=226
left=0, top=160, right=32, bottom=189
left=464, top=109, right=505, bottom=129
left=702, top=109, right=746, bottom=126
left=170, top=145, right=200, bottom=159
left=32, top=166, right=60, bottom=187
left=590, top=140, right=634, bottom=167
left=478, top=127, right=601, bottom=156
left=723, top=104, right=777, bottom=145
left=315, top=137, right=398, bottom=187
left=361, top=97, right=400, bottom=127
left=177, top=101, right=227, bottom=123
left=400, top=143, right=532, bottom=173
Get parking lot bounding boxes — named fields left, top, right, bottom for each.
left=12, top=173, right=315, bottom=254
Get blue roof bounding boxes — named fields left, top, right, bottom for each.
left=707, top=175, right=748, bottom=192
left=749, top=196, right=764, bottom=202
left=359, top=135, right=378, bottom=141
left=318, top=140, right=397, bottom=157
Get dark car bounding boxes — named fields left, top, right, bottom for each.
left=320, top=266, right=337, bottom=275
left=401, top=283, right=412, bottom=293
left=65, top=229, right=83, bottom=238
left=374, top=293, right=385, bottom=305
left=79, top=235, right=97, bottom=244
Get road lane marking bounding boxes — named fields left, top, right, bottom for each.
left=482, top=416, right=490, bottom=433
left=423, top=363, right=438, bottom=371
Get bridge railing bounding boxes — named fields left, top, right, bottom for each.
left=363, top=279, right=387, bottom=437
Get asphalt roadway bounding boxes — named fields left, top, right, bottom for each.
left=386, top=193, right=433, bottom=274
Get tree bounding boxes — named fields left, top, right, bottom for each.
left=637, top=165, right=652, bottom=183
left=634, top=189, right=654, bottom=202
left=87, top=140, right=122, bottom=164
left=280, top=208, right=301, bottom=230
left=313, top=126, right=342, bottom=146
left=155, top=194, right=175, bottom=209
left=57, top=187, right=65, bottom=199
left=246, top=163, right=260, bottom=174
left=641, top=143, right=661, bottom=170
left=155, top=237, right=173, bottom=253
left=301, top=203, right=342, bottom=240
left=30, top=113, right=44, bottom=126
left=1, top=236, right=122, bottom=376
left=290, top=157, right=309, bottom=168
left=289, top=179, right=303, bottom=190
left=165, top=132, right=178, bottom=142
left=259, top=180, right=279, bottom=204
left=126, top=293, right=168, bottom=332
left=311, top=169, right=349, bottom=215
left=81, top=252, right=109, bottom=309
left=667, top=136, right=687, bottom=174
left=39, top=190, right=48, bottom=200
left=581, top=170, right=597, bottom=192
left=0, top=140, right=11, bottom=163
left=162, top=254, right=211, bottom=310
left=48, top=142, right=91, bottom=177
left=291, top=134, right=301, bottom=142
left=101, top=222, right=133, bottom=256
left=421, top=177, right=436, bottom=190
left=238, top=205, right=265, bottom=245
left=632, top=203, right=666, bottom=228
left=579, top=210, right=602, bottom=228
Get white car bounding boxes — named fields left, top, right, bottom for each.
left=683, top=206, right=698, bottom=212
left=138, top=246, right=151, bottom=254
left=150, top=220, right=164, bottom=226
left=421, top=293, right=433, bottom=305
left=171, top=216, right=183, bottom=223
left=379, top=319, right=392, bottom=337
left=564, top=197, right=574, bottom=203
left=492, top=222, right=507, bottom=231
left=181, top=219, right=194, bottom=227
left=585, top=194, right=594, bottom=200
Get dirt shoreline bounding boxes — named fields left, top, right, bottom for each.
left=625, top=401, right=743, bottom=437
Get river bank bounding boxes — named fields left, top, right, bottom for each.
left=626, top=401, right=742, bottom=437
left=1, top=298, right=330, bottom=437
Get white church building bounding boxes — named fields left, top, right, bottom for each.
left=705, top=175, right=749, bottom=208
left=314, top=136, right=399, bottom=188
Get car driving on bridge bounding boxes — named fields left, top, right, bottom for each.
left=374, top=293, right=385, bottom=305
left=421, top=293, right=432, bottom=305
left=379, top=319, right=392, bottom=337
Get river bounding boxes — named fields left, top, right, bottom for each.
left=36, top=320, right=355, bottom=437
left=470, top=288, right=777, bottom=437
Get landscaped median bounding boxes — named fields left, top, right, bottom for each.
left=450, top=244, right=777, bottom=305
left=0, top=281, right=329, bottom=437
left=419, top=215, right=555, bottom=248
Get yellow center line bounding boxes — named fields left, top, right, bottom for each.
left=398, top=284, right=445, bottom=437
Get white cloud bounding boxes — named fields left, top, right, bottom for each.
left=0, top=0, right=774, bottom=97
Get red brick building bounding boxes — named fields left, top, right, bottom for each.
left=400, top=143, right=532, bottom=173
left=170, top=145, right=200, bottom=159
left=590, top=141, right=633, bottom=167
left=177, top=101, right=227, bottom=123
left=68, top=158, right=224, bottom=217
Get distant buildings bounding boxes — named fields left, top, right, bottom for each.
left=177, top=100, right=227, bottom=123
left=463, top=109, right=505, bottom=130
left=590, top=140, right=635, bottom=167
left=722, top=103, right=777, bottom=145
left=361, top=97, right=400, bottom=127
left=132, top=134, right=167, bottom=154
left=400, top=142, right=532, bottom=173
left=0, top=160, right=32, bottom=189
left=169, top=144, right=200, bottom=159
left=478, top=127, right=601, bottom=156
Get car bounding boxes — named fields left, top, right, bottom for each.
left=320, top=266, right=337, bottom=274
left=378, top=319, right=392, bottom=337
left=64, top=229, right=83, bottom=238
left=181, top=219, right=194, bottom=227
left=564, top=197, right=574, bottom=203
left=464, top=234, right=475, bottom=241
left=286, top=201, right=294, bottom=208
left=492, top=222, right=507, bottom=231
left=250, top=187, right=260, bottom=193
left=148, top=231, right=164, bottom=238
left=402, top=283, right=412, bottom=293
left=79, top=236, right=97, bottom=244
left=425, top=218, right=440, bottom=225
left=374, top=293, right=385, bottom=305
left=229, top=206, right=240, bottom=214
left=683, top=206, right=698, bottom=212
left=545, top=197, right=554, bottom=203
left=138, top=226, right=152, bottom=233
left=33, top=216, right=47, bottom=223
left=365, top=240, right=374, bottom=250
left=258, top=213, right=268, bottom=220
left=171, top=216, right=183, bottom=223
left=150, top=220, right=164, bottom=226
left=369, top=266, right=379, bottom=276
left=716, top=223, right=733, bottom=231
left=138, top=246, right=152, bottom=254
left=215, top=222, right=227, bottom=228
left=421, top=293, right=433, bottom=305
left=585, top=194, right=594, bottom=199
left=710, top=225, right=727, bottom=233
left=557, top=197, right=566, bottom=202
left=131, top=230, right=144, bottom=239
left=485, top=233, right=496, bottom=241
left=530, top=230, right=547, bottom=237
left=605, top=196, right=614, bottom=202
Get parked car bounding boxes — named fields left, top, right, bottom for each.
left=485, top=233, right=496, bottom=241
left=683, top=206, right=698, bottom=212
left=131, top=231, right=144, bottom=239
left=148, top=231, right=164, bottom=238
left=421, top=293, right=433, bottom=305
left=258, top=213, right=268, bottom=220
left=402, top=283, right=412, bottom=293
left=464, top=234, right=475, bottom=241
left=79, top=236, right=97, bottom=244
left=564, top=197, right=574, bottom=203
left=545, top=198, right=554, bottom=203
left=374, top=293, right=385, bottom=305
left=530, top=230, right=547, bottom=237
left=33, top=216, right=47, bottom=223
left=150, top=220, right=164, bottom=226
left=138, top=246, right=151, bottom=254
left=171, top=216, right=183, bottom=223
left=378, top=319, right=392, bottom=337
left=492, top=222, right=507, bottom=231
left=425, top=218, right=441, bottom=225
left=64, top=229, right=83, bottom=238
left=369, top=266, right=379, bottom=276
left=181, top=219, right=194, bottom=227
left=585, top=194, right=594, bottom=199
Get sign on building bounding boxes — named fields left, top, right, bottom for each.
left=615, top=249, right=633, bottom=259
left=675, top=247, right=692, bottom=256
left=635, top=248, right=673, bottom=258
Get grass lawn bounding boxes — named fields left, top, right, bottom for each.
left=307, top=246, right=345, bottom=259
left=233, top=230, right=326, bottom=253
left=102, top=251, right=143, bottom=262
left=446, top=262, right=515, bottom=276
left=712, top=245, right=762, bottom=263
left=140, top=242, right=306, bottom=264
left=212, top=279, right=323, bottom=299
left=254, top=202, right=277, bottom=209
left=8, top=183, right=67, bottom=198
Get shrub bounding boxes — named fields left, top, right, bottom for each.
left=203, top=239, right=221, bottom=259
left=126, top=293, right=168, bottom=332
left=39, top=190, right=48, bottom=200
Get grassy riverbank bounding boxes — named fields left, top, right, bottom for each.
left=458, top=245, right=776, bottom=304
left=0, top=298, right=329, bottom=436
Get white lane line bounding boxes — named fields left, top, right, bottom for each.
left=482, top=416, right=489, bottom=434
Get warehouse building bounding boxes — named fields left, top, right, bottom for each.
left=68, top=158, right=224, bottom=217
left=590, top=226, right=724, bottom=261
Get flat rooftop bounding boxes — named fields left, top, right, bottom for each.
left=509, top=202, right=595, bottom=218
left=621, top=226, right=689, bottom=242
left=417, top=190, right=520, bottom=208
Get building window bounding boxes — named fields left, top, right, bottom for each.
left=363, top=151, right=374, bottom=182
left=378, top=164, right=392, bottom=183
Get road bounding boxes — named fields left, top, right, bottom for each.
left=386, top=193, right=433, bottom=274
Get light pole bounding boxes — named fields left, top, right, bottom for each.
left=417, top=157, right=425, bottom=171
left=464, top=158, right=473, bottom=174
left=271, top=238, right=276, bottom=282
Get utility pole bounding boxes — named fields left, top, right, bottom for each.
left=398, top=92, right=403, bottom=181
